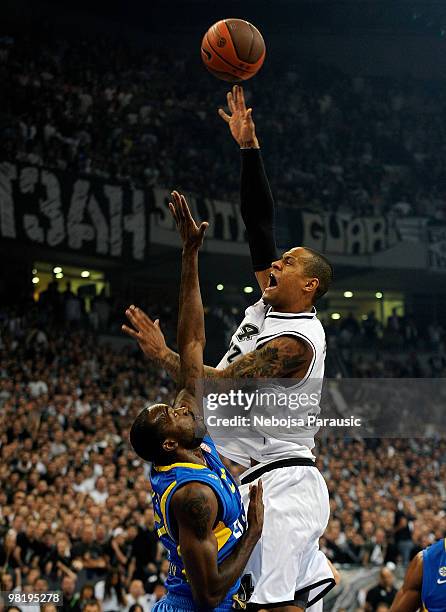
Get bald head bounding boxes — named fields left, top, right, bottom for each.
left=129, top=404, right=168, bottom=462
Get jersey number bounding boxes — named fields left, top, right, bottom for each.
left=232, top=518, right=245, bottom=540
left=227, top=343, right=242, bottom=363
left=236, top=323, right=259, bottom=342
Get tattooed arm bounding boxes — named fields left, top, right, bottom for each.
left=215, top=335, right=312, bottom=379
left=171, top=481, right=263, bottom=609
left=123, top=321, right=311, bottom=381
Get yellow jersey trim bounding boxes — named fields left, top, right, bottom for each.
left=160, top=480, right=177, bottom=537
left=154, top=462, right=207, bottom=472
left=213, top=521, right=232, bottom=551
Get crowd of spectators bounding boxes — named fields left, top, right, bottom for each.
left=324, top=308, right=446, bottom=377
left=1, top=295, right=445, bottom=612
left=2, top=25, right=446, bottom=220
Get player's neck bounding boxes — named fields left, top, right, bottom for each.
left=173, top=447, right=207, bottom=467
left=271, top=302, right=314, bottom=314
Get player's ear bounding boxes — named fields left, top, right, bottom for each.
left=162, top=438, right=178, bottom=453
left=304, top=277, right=319, bottom=294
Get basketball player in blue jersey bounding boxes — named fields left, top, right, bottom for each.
left=123, top=88, right=337, bottom=611
left=390, top=537, right=446, bottom=612
left=124, top=191, right=264, bottom=611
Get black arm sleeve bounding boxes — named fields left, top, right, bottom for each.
left=240, top=148, right=278, bottom=272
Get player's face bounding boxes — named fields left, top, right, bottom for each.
left=263, top=247, right=312, bottom=309
left=157, top=404, right=206, bottom=450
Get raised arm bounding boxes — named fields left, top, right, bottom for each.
left=389, top=552, right=423, bottom=612
left=219, top=85, right=277, bottom=291
left=168, top=191, right=208, bottom=411
left=171, top=480, right=263, bottom=609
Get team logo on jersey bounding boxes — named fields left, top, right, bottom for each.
left=439, top=566, right=446, bottom=577
left=236, top=323, right=259, bottom=342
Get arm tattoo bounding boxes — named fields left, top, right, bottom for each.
left=224, top=337, right=308, bottom=378
left=159, top=349, right=219, bottom=381
left=181, top=491, right=212, bottom=540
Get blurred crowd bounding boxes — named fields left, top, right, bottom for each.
left=1, top=298, right=445, bottom=612
left=1, top=27, right=446, bottom=220
left=325, top=308, right=446, bottom=377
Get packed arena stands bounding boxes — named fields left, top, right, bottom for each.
left=1, top=10, right=446, bottom=612
left=1, top=299, right=445, bottom=611
left=1, top=27, right=446, bottom=221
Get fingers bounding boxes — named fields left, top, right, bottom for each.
left=125, top=305, right=154, bottom=331
left=169, top=202, right=179, bottom=226
left=249, top=483, right=257, bottom=502
left=218, top=108, right=230, bottom=123
left=121, top=324, right=139, bottom=340
left=175, top=192, right=186, bottom=223
left=227, top=90, right=235, bottom=113
left=238, top=85, right=246, bottom=111
left=198, top=221, right=209, bottom=240
left=170, top=190, right=185, bottom=224
left=257, top=478, right=263, bottom=501
left=180, top=194, right=194, bottom=224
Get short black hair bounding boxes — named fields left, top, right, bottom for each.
left=301, top=247, right=333, bottom=300
left=129, top=405, right=167, bottom=463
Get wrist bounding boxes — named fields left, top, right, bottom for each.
left=245, top=526, right=261, bottom=545
left=157, top=344, right=170, bottom=363
left=240, top=136, right=260, bottom=149
left=182, top=245, right=199, bottom=257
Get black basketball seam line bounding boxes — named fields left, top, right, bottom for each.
left=206, top=32, right=251, bottom=73
left=247, top=22, right=255, bottom=63
left=204, top=66, right=242, bottom=82
left=226, top=19, right=263, bottom=65
left=203, top=62, right=240, bottom=79
left=205, top=32, right=252, bottom=74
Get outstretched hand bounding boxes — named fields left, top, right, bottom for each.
left=169, top=191, right=208, bottom=250
left=122, top=305, right=167, bottom=362
left=218, top=85, right=259, bottom=149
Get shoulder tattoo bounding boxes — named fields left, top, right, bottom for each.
left=181, top=490, right=212, bottom=540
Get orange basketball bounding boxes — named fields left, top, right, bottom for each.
left=201, top=18, right=266, bottom=82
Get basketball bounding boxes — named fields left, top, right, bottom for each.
left=201, top=18, right=266, bottom=82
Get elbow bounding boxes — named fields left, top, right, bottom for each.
left=193, top=585, right=224, bottom=610
left=194, top=594, right=222, bottom=610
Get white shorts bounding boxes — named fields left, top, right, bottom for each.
left=239, top=462, right=335, bottom=607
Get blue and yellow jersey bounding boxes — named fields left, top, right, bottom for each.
left=150, top=435, right=246, bottom=604
left=422, top=538, right=446, bottom=612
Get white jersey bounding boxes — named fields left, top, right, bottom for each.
left=213, top=299, right=326, bottom=467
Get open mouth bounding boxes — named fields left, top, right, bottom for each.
left=265, top=272, right=278, bottom=289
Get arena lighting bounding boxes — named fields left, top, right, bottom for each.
left=331, top=313, right=341, bottom=320
left=81, top=270, right=90, bottom=278
left=32, top=277, right=39, bottom=284
left=53, top=266, right=62, bottom=274
left=362, top=314, right=368, bottom=320
left=55, top=272, right=63, bottom=279
left=376, top=291, right=383, bottom=299
left=344, top=291, right=353, bottom=298
left=244, top=286, right=254, bottom=294
left=216, top=284, right=224, bottom=291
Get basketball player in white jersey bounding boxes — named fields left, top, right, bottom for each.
left=123, top=87, right=337, bottom=610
